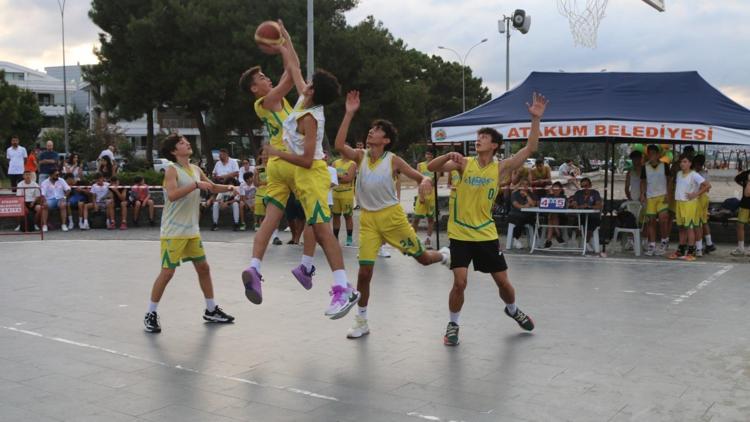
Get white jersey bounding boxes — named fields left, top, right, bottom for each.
left=160, top=162, right=202, bottom=239
left=356, top=151, right=399, bottom=212
left=675, top=170, right=705, bottom=201
left=644, top=162, right=668, bottom=198
left=628, top=167, right=641, bottom=200
left=282, top=95, right=325, bottom=160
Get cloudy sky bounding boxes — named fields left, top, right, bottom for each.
left=2, top=0, right=749, bottom=106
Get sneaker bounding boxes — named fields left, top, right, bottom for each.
left=107, top=222, right=115, bottom=230
left=695, top=248, right=703, bottom=258
left=439, top=246, right=451, bottom=267
left=68, top=222, right=75, bottom=230
left=730, top=248, right=746, bottom=257
left=120, top=222, right=127, bottom=230
left=346, top=315, right=370, bottom=339
left=680, top=254, right=696, bottom=262
left=82, top=221, right=90, bottom=230
left=512, top=238, right=523, bottom=249
left=34, top=224, right=40, bottom=231
left=291, top=264, right=315, bottom=290
left=543, top=240, right=552, bottom=249
left=61, top=224, right=69, bottom=232
left=345, top=236, right=353, bottom=247
left=211, top=224, right=218, bottom=231
left=13, top=225, right=20, bottom=232
left=704, top=244, right=716, bottom=254
left=444, top=322, right=460, bottom=346
left=272, top=237, right=282, bottom=245
left=149, top=219, right=156, bottom=227
left=325, top=284, right=360, bottom=320
left=133, top=220, right=140, bottom=227
left=232, top=223, right=240, bottom=232
left=654, top=244, right=666, bottom=256
left=668, top=250, right=683, bottom=259
left=241, top=266, right=263, bottom=304
left=203, top=306, right=235, bottom=323
left=505, top=307, right=534, bottom=331
left=144, top=311, right=161, bottom=333
left=378, top=245, right=391, bottom=258
left=239, top=223, right=246, bottom=231
left=556, top=235, right=565, bottom=244
left=645, top=244, right=656, bottom=256
left=424, top=237, right=433, bottom=250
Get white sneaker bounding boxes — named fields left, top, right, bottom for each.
left=34, top=224, right=40, bottom=231
left=439, top=247, right=451, bottom=267
left=424, top=237, right=433, bottom=250
left=512, top=238, right=524, bottom=249
left=61, top=224, right=69, bottom=232
left=586, top=242, right=594, bottom=253
left=654, top=244, right=666, bottom=256
left=13, top=225, right=20, bottom=232
left=346, top=315, right=370, bottom=339
left=645, top=245, right=656, bottom=256
left=68, top=222, right=75, bottom=230
left=730, top=247, right=746, bottom=257
left=42, top=225, right=48, bottom=233
left=378, top=245, right=391, bottom=258
left=695, top=248, right=703, bottom=257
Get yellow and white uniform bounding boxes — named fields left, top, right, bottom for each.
left=254, top=165, right=267, bottom=217
left=448, top=157, right=499, bottom=242
left=282, top=96, right=330, bottom=225
left=696, top=169, right=710, bottom=225
left=643, top=162, right=670, bottom=217
left=159, top=162, right=206, bottom=269
left=332, top=158, right=356, bottom=216
left=413, top=161, right=435, bottom=218
left=674, top=170, right=705, bottom=229
left=357, top=151, right=424, bottom=265
left=254, top=96, right=295, bottom=210
left=448, top=169, right=462, bottom=220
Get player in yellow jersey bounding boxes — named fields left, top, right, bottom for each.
left=238, top=22, right=318, bottom=302
left=332, top=156, right=357, bottom=246
left=252, top=149, right=268, bottom=228
left=334, top=90, right=450, bottom=339
left=428, top=92, right=548, bottom=346
left=143, top=134, right=236, bottom=333
left=412, top=152, right=436, bottom=249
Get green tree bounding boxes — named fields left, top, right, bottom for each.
left=0, top=70, right=44, bottom=146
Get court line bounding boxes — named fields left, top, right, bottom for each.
left=506, top=253, right=713, bottom=266
left=671, top=264, right=734, bottom=305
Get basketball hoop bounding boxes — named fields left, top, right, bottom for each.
left=557, top=0, right=609, bottom=48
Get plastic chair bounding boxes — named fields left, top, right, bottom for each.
left=612, top=201, right=643, bottom=256
left=506, top=222, right=534, bottom=250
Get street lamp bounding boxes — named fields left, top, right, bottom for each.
left=438, top=38, right=488, bottom=113
left=499, top=9, right=531, bottom=157
left=56, top=0, right=69, bottom=155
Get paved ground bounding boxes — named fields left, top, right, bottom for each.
left=1, top=233, right=749, bottom=421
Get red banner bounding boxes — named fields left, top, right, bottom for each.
left=0, top=197, right=25, bottom=217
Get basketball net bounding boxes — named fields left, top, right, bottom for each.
left=557, top=0, right=609, bottom=48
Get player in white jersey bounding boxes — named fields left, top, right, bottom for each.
left=143, top=134, right=236, bottom=333
left=640, top=145, right=673, bottom=256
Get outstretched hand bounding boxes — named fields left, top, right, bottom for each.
left=527, top=92, right=549, bottom=119
left=345, top=90, right=360, bottom=114
left=277, top=19, right=291, bottom=43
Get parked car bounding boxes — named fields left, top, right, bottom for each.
left=153, top=158, right=170, bottom=173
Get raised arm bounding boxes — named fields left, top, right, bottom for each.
left=427, top=152, right=465, bottom=174
left=498, top=92, right=549, bottom=179
left=334, top=91, right=365, bottom=164
left=392, top=155, right=433, bottom=198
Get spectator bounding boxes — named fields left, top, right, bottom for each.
left=692, top=154, right=715, bottom=256
left=253, top=150, right=269, bottom=230
left=40, top=169, right=71, bottom=232
left=238, top=158, right=255, bottom=184
left=509, top=178, right=538, bottom=249
left=569, top=177, right=603, bottom=252
left=38, top=140, right=59, bottom=183
left=15, top=170, right=42, bottom=231
left=98, top=144, right=116, bottom=162
left=529, top=157, right=552, bottom=197
left=542, top=181, right=567, bottom=249
left=62, top=173, right=80, bottom=230
left=90, top=173, right=115, bottom=229
left=5, top=136, right=27, bottom=190
left=239, top=171, right=256, bottom=231
left=67, top=177, right=93, bottom=230
left=63, top=153, right=83, bottom=182
left=25, top=146, right=39, bottom=183
left=668, top=154, right=709, bottom=261
left=558, top=158, right=581, bottom=195
left=285, top=193, right=305, bottom=245
left=625, top=151, right=644, bottom=201
left=211, top=189, right=240, bottom=231
left=98, top=155, right=115, bottom=180
left=130, top=176, right=155, bottom=227
left=109, top=176, right=129, bottom=230
left=212, top=148, right=239, bottom=185
left=731, top=168, right=750, bottom=256
left=641, top=144, right=672, bottom=256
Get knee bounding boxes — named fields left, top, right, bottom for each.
left=161, top=268, right=176, bottom=281
left=358, top=265, right=374, bottom=280
left=195, top=261, right=210, bottom=275
left=452, top=279, right=467, bottom=292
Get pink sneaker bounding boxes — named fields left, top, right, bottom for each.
left=291, top=265, right=315, bottom=290
left=325, top=284, right=360, bottom=320
left=107, top=222, right=115, bottom=230
left=120, top=222, right=128, bottom=230
left=241, top=266, right=263, bottom=304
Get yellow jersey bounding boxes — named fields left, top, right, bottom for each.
left=417, top=162, right=432, bottom=178
left=448, top=157, right=499, bottom=241
left=449, top=170, right=461, bottom=191
left=254, top=96, right=292, bottom=152
left=333, top=158, right=356, bottom=195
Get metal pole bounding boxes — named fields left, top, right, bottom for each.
left=58, top=0, right=69, bottom=155
left=306, top=0, right=314, bottom=80
left=504, top=17, right=511, bottom=160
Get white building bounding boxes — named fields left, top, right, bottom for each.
left=1, top=61, right=77, bottom=118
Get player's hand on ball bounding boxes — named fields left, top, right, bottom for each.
left=345, top=91, right=360, bottom=114
left=277, top=20, right=291, bottom=43
left=527, top=92, right=549, bottom=119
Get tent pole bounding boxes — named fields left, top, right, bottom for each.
left=602, top=139, right=610, bottom=254
left=433, top=142, right=440, bottom=250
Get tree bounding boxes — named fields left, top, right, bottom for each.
left=0, top=70, right=44, bottom=147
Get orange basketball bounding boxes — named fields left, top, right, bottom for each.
left=255, top=21, right=284, bottom=55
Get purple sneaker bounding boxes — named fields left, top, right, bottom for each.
left=325, top=283, right=360, bottom=320
left=291, top=265, right=315, bottom=290
left=241, top=266, right=263, bottom=304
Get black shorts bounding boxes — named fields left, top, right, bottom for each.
left=285, top=196, right=305, bottom=221
left=449, top=239, right=508, bottom=273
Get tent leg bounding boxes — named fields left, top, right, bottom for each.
left=433, top=143, right=440, bottom=250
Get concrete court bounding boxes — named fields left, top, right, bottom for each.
left=0, top=235, right=749, bottom=422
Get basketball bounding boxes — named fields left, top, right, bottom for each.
left=255, top=21, right=284, bottom=55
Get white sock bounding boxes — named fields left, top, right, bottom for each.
left=506, top=303, right=518, bottom=315
left=232, top=202, right=239, bottom=223
left=332, top=269, right=349, bottom=288
left=147, top=301, right=158, bottom=313
left=449, top=311, right=460, bottom=324
left=212, top=203, right=219, bottom=223
left=83, top=219, right=89, bottom=225
left=357, top=306, right=367, bottom=319
left=249, top=258, right=261, bottom=272
left=68, top=216, right=73, bottom=224
left=649, top=242, right=656, bottom=248
left=695, top=240, right=703, bottom=250
left=272, top=229, right=279, bottom=239
left=205, top=298, right=216, bottom=312
left=739, top=241, right=745, bottom=250
left=705, top=235, right=713, bottom=246
left=78, top=217, right=83, bottom=224
left=301, top=255, right=314, bottom=271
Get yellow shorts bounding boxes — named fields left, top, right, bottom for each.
left=696, top=193, right=709, bottom=225
left=254, top=190, right=266, bottom=217
left=739, top=207, right=750, bottom=224
left=675, top=200, right=700, bottom=228
left=645, top=195, right=669, bottom=217
left=265, top=157, right=297, bottom=211
left=332, top=193, right=354, bottom=216
left=160, top=237, right=206, bottom=269
left=294, top=160, right=331, bottom=225
left=413, top=194, right=436, bottom=218
left=359, top=204, right=424, bottom=265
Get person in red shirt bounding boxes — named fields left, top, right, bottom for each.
left=24, top=147, right=38, bottom=182
left=130, top=176, right=155, bottom=226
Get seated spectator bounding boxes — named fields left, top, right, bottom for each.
left=529, top=157, right=552, bottom=197
left=212, top=190, right=240, bottom=231
left=239, top=158, right=255, bottom=184
left=63, top=173, right=84, bottom=230
left=40, top=169, right=71, bottom=232
left=90, top=173, right=115, bottom=229
left=238, top=171, right=256, bottom=231
left=542, top=181, right=568, bottom=249
left=69, top=179, right=94, bottom=230
left=569, top=177, right=603, bottom=251
left=15, top=170, right=43, bottom=231
left=109, top=176, right=129, bottom=230
left=508, top=178, right=538, bottom=249
left=130, top=176, right=155, bottom=227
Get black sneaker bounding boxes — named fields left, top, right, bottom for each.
left=233, top=223, right=240, bottom=232
left=543, top=240, right=552, bottom=249
left=504, top=307, right=534, bottom=331
left=144, top=311, right=161, bottom=333
left=211, top=224, right=218, bottom=231
left=705, top=244, right=716, bottom=254
left=203, top=306, right=235, bottom=323
left=556, top=235, right=565, bottom=244
left=149, top=219, right=155, bottom=227
left=272, top=237, right=283, bottom=245
left=133, top=220, right=140, bottom=227
left=444, top=322, right=460, bottom=346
